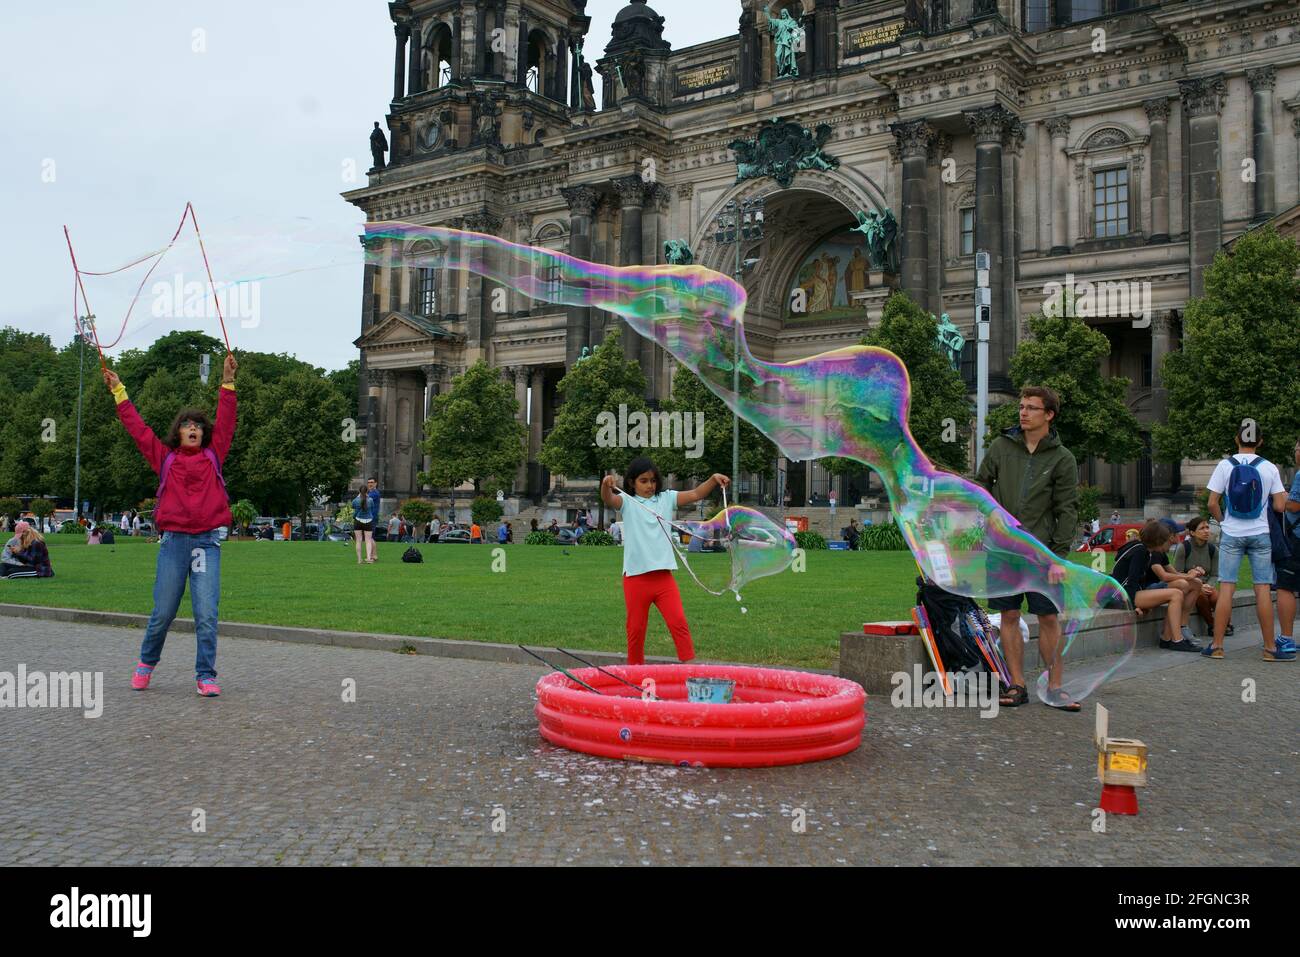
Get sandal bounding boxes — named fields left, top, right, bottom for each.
left=999, top=684, right=1028, bottom=708
left=1044, top=687, right=1081, bottom=712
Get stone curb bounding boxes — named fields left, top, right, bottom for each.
left=0, top=602, right=834, bottom=674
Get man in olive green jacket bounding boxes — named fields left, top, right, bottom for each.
left=975, top=386, right=1079, bottom=710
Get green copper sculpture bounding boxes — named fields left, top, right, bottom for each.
left=934, top=313, right=965, bottom=371
left=851, top=208, right=899, bottom=273
left=765, top=6, right=804, bottom=79
left=664, top=240, right=694, bottom=265
left=729, top=118, right=839, bottom=189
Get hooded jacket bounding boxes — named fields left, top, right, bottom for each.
left=114, top=384, right=236, bottom=535
left=975, top=425, right=1079, bottom=557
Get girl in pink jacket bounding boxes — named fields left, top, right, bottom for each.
left=105, top=354, right=238, bottom=697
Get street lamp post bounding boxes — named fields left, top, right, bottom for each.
left=712, top=197, right=765, bottom=499
left=73, top=314, right=93, bottom=524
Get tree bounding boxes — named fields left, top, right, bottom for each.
left=30, top=497, right=55, bottom=525
left=986, top=310, right=1143, bottom=466
left=114, top=330, right=225, bottom=387
left=229, top=499, right=257, bottom=537
left=0, top=380, right=61, bottom=496
left=835, top=292, right=972, bottom=475
left=399, top=497, right=435, bottom=529
left=240, top=370, right=359, bottom=530
left=328, top=359, right=360, bottom=422
left=0, top=498, right=21, bottom=523
left=539, top=331, right=648, bottom=526
left=422, top=359, right=527, bottom=499
left=1154, top=225, right=1300, bottom=462
left=0, top=328, right=57, bottom=394
left=655, top=335, right=776, bottom=495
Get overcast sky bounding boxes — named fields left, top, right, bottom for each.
left=1, top=1, right=740, bottom=373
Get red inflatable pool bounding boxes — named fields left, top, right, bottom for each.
left=535, top=664, right=866, bottom=768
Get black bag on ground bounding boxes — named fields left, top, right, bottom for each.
left=401, top=546, right=423, bottom=564
left=915, top=577, right=985, bottom=673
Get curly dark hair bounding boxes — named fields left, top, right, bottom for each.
left=164, top=408, right=214, bottom=449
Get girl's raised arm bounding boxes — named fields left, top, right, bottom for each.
left=104, top=367, right=167, bottom=474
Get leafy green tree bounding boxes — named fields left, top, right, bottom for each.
left=655, top=336, right=776, bottom=496
left=823, top=292, right=971, bottom=478
left=114, top=330, right=225, bottom=386
left=422, top=359, right=527, bottom=498
left=1154, top=225, right=1300, bottom=462
left=0, top=498, right=21, bottom=522
left=0, top=328, right=57, bottom=394
left=471, top=496, right=504, bottom=526
left=329, top=359, right=360, bottom=421
left=399, top=498, right=435, bottom=530
left=229, top=499, right=258, bottom=536
left=539, top=331, right=648, bottom=525
left=987, top=310, right=1143, bottom=465
left=0, top=380, right=61, bottom=496
left=240, top=370, right=358, bottom=529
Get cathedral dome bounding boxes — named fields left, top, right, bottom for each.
left=606, top=0, right=670, bottom=55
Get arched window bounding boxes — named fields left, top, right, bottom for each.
left=425, top=22, right=453, bottom=89
left=527, top=30, right=549, bottom=96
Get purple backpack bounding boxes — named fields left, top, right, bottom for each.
left=157, top=447, right=228, bottom=503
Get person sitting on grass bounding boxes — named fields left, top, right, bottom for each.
left=1, top=520, right=54, bottom=578
left=87, top=525, right=102, bottom=545
left=1113, top=521, right=1202, bottom=651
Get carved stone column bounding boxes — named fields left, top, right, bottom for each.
left=516, top=12, right=529, bottom=88
left=507, top=365, right=530, bottom=492
left=812, top=0, right=838, bottom=77
left=366, top=369, right=392, bottom=490
left=1147, top=312, right=1176, bottom=504
left=461, top=211, right=502, bottom=348
left=1045, top=115, right=1071, bottom=254
left=613, top=175, right=648, bottom=364
left=965, top=104, right=1017, bottom=393
left=393, top=22, right=409, bottom=100
left=529, top=368, right=546, bottom=497
left=561, top=185, right=599, bottom=365
left=1180, top=75, right=1227, bottom=298
left=1004, top=120, right=1025, bottom=352
left=891, top=119, right=936, bottom=312
left=1141, top=99, right=1171, bottom=244
left=926, top=132, right=951, bottom=312
left=1248, top=67, right=1277, bottom=224
left=408, top=20, right=423, bottom=95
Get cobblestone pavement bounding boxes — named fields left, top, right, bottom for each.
left=1, top=617, right=1295, bottom=866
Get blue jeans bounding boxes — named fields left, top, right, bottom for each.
left=1218, top=532, right=1274, bottom=586
left=139, top=530, right=222, bottom=680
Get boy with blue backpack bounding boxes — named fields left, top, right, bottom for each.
left=1202, top=423, right=1293, bottom=661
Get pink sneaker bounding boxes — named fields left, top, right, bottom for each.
left=131, top=662, right=155, bottom=690
left=196, top=677, right=221, bottom=697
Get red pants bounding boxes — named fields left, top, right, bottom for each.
left=623, top=570, right=695, bottom=665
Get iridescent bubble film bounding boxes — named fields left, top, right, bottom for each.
left=361, top=222, right=1135, bottom=704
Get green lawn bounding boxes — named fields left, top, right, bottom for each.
left=4, top=538, right=1124, bottom=669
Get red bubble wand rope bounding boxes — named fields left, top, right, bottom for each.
left=63, top=202, right=234, bottom=372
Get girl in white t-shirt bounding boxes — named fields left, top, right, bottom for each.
left=599, top=456, right=729, bottom=665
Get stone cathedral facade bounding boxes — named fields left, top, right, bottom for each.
left=343, top=0, right=1300, bottom=515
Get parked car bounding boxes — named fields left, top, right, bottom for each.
left=554, top=525, right=580, bottom=545
left=1077, top=523, right=1150, bottom=552
left=438, top=524, right=472, bottom=544
left=291, top=523, right=322, bottom=541
left=325, top=522, right=353, bottom=542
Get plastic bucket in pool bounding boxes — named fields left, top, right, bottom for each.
left=686, top=677, right=736, bottom=704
